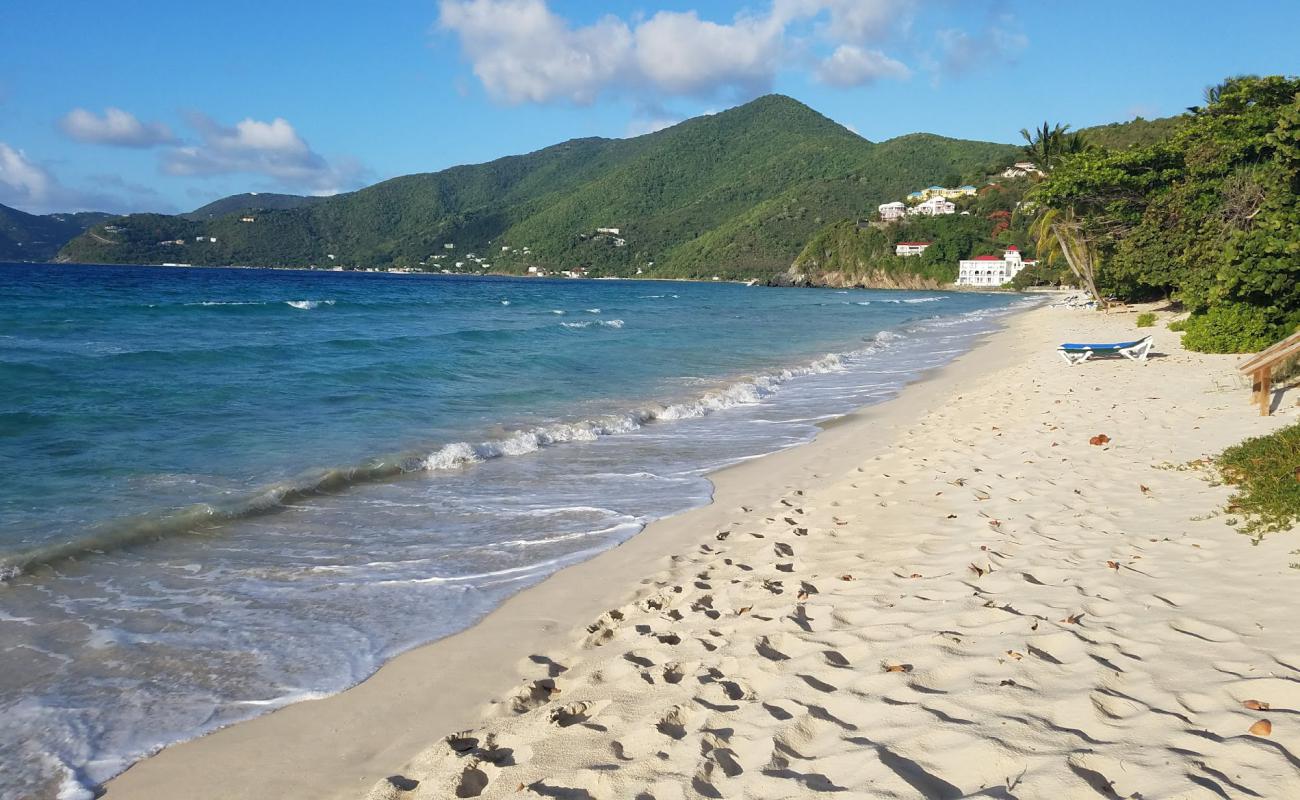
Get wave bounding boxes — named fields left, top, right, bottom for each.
left=0, top=460, right=414, bottom=583
left=859, top=297, right=944, bottom=305
left=419, top=350, right=851, bottom=471
left=183, top=300, right=337, bottom=309
left=186, top=301, right=267, bottom=307
left=560, top=319, right=624, bottom=329
left=0, top=311, right=1001, bottom=582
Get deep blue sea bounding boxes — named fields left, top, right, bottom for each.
left=0, top=262, right=1029, bottom=798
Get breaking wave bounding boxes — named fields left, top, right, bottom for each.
left=561, top=319, right=624, bottom=329
left=0, top=333, right=891, bottom=581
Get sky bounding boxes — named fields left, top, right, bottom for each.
left=1, top=0, right=1297, bottom=215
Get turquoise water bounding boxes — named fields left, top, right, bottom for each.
left=0, top=263, right=1027, bottom=797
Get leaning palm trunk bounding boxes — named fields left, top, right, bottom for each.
left=1050, top=222, right=1104, bottom=308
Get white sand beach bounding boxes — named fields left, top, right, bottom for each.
left=106, top=302, right=1300, bottom=800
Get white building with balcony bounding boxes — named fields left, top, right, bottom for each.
left=878, top=201, right=906, bottom=222
left=909, top=196, right=956, bottom=216
left=895, top=241, right=931, bottom=257
left=956, top=247, right=1036, bottom=286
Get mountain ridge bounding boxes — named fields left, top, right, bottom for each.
left=0, top=204, right=117, bottom=262
left=58, top=95, right=1019, bottom=278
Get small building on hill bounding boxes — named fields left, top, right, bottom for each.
left=1001, top=161, right=1043, bottom=178
left=956, top=247, right=1036, bottom=286
left=909, top=196, right=955, bottom=216
left=878, top=201, right=907, bottom=222
left=895, top=241, right=931, bottom=257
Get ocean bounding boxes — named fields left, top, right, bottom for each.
left=0, top=262, right=1029, bottom=798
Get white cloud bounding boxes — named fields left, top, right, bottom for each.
left=161, top=113, right=366, bottom=195
left=0, top=143, right=54, bottom=206
left=773, top=0, right=898, bottom=43
left=0, top=141, right=152, bottom=214
left=59, top=107, right=177, bottom=147
left=437, top=0, right=632, bottom=104
left=816, top=45, right=910, bottom=87
left=632, top=10, right=786, bottom=97
left=437, top=0, right=915, bottom=105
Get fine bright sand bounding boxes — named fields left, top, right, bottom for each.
left=108, top=303, right=1300, bottom=800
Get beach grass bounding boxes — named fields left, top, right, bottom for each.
left=1136, top=312, right=1156, bottom=328
left=1218, top=421, right=1300, bottom=537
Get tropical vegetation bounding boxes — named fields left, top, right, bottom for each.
left=1029, top=75, right=1300, bottom=352
left=1216, top=421, right=1300, bottom=538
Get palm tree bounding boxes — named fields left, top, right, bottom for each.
left=1030, top=207, right=1103, bottom=307
left=1019, top=122, right=1088, bottom=171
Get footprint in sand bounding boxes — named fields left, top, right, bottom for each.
left=550, top=700, right=598, bottom=727
left=584, top=610, right=625, bottom=647
left=656, top=704, right=696, bottom=740
left=510, top=679, right=560, bottom=713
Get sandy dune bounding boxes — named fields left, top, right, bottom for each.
left=364, top=305, right=1300, bottom=800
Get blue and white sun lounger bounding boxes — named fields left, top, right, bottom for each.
left=1057, top=335, right=1153, bottom=365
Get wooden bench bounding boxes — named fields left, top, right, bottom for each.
left=1239, top=330, right=1300, bottom=415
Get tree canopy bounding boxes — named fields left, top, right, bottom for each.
left=1031, top=75, right=1300, bottom=352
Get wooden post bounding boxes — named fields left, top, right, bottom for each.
left=1238, top=330, right=1300, bottom=415
left=1257, top=366, right=1272, bottom=416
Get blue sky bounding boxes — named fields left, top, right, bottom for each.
left=1, top=0, right=1296, bottom=215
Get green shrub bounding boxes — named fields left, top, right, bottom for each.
left=1217, top=422, right=1300, bottom=537
left=1167, top=318, right=1188, bottom=332
left=1136, top=312, right=1156, bottom=328
left=1180, top=304, right=1283, bottom=353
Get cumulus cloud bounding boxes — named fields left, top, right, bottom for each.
left=0, top=143, right=55, bottom=207
left=59, top=107, right=177, bottom=147
left=631, top=10, right=786, bottom=97
left=773, top=0, right=898, bottom=43
left=438, top=0, right=914, bottom=105
left=161, top=113, right=366, bottom=195
left=0, top=141, right=153, bottom=214
left=816, top=45, right=910, bottom=87
left=437, top=0, right=632, bottom=104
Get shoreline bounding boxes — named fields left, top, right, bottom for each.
left=102, top=300, right=1032, bottom=799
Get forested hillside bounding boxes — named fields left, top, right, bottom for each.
left=183, top=193, right=325, bottom=221
left=58, top=96, right=1019, bottom=278
left=1078, top=115, right=1185, bottom=151
left=0, top=204, right=115, bottom=262
left=785, top=179, right=1035, bottom=288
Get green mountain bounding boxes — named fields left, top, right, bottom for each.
left=58, top=95, right=1020, bottom=278
left=0, top=204, right=116, bottom=262
left=183, top=192, right=325, bottom=221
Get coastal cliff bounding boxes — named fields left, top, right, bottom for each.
left=771, top=264, right=949, bottom=290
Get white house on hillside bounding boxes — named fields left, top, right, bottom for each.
left=909, top=196, right=955, bottom=216
left=1001, top=161, right=1043, bottom=178
left=878, top=201, right=906, bottom=222
left=895, top=241, right=931, bottom=257
left=956, top=247, right=1036, bottom=286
